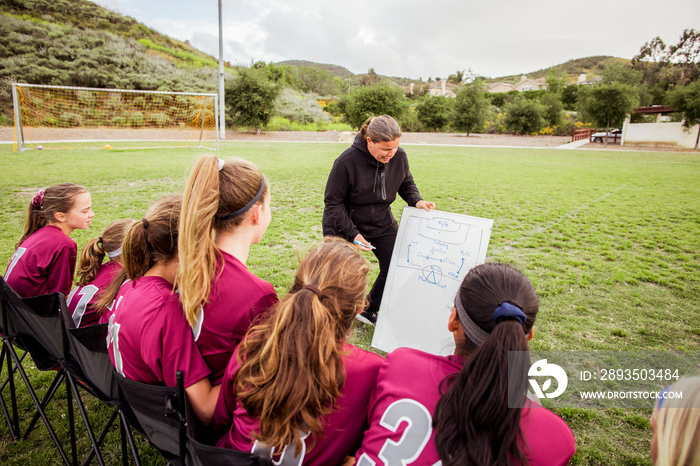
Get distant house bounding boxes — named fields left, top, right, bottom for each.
left=427, top=79, right=458, bottom=97
left=488, top=82, right=517, bottom=93
left=488, top=75, right=547, bottom=93
left=515, top=75, right=547, bottom=91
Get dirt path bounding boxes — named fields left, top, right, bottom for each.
left=1, top=127, right=695, bottom=151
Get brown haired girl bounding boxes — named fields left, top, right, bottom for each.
left=323, top=115, right=435, bottom=325
left=105, top=196, right=220, bottom=424
left=66, top=218, right=134, bottom=328
left=5, top=183, right=94, bottom=298
left=213, top=237, right=384, bottom=465
left=354, top=263, right=575, bottom=466
left=176, top=155, right=278, bottom=384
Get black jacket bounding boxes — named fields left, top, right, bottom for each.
left=322, top=133, right=423, bottom=240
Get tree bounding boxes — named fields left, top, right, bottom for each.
left=415, top=95, right=452, bottom=131
left=452, top=79, right=490, bottom=136
left=545, top=68, right=568, bottom=94
left=340, top=85, right=405, bottom=129
left=225, top=67, right=281, bottom=134
left=601, top=63, right=643, bottom=86
left=561, top=84, right=580, bottom=110
left=540, top=93, right=564, bottom=127
left=447, top=70, right=465, bottom=85
left=632, top=29, right=700, bottom=87
left=667, top=81, right=700, bottom=149
left=503, top=95, right=546, bottom=135
left=577, top=83, right=640, bottom=145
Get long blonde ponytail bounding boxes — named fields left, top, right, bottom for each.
left=177, top=155, right=268, bottom=327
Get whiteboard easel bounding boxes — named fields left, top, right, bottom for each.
left=371, top=207, right=493, bottom=355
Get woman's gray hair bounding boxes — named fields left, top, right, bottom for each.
left=360, top=115, right=402, bottom=142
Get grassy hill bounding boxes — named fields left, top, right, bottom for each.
left=277, top=60, right=354, bottom=78
left=491, top=56, right=631, bottom=83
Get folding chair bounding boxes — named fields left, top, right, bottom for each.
left=114, top=369, right=189, bottom=465
left=63, top=321, right=142, bottom=466
left=0, top=278, right=76, bottom=465
left=185, top=400, right=272, bottom=466
left=0, top=278, right=25, bottom=439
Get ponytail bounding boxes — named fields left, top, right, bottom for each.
left=433, top=263, right=539, bottom=466
left=75, top=237, right=105, bottom=286
left=76, top=218, right=134, bottom=287
left=177, top=156, right=221, bottom=327
left=94, top=197, right=180, bottom=314
left=177, top=155, right=268, bottom=328
left=235, top=237, right=369, bottom=454
left=17, top=183, right=87, bottom=248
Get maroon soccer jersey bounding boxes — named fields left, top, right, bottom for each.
left=106, top=276, right=210, bottom=388
left=213, top=343, right=384, bottom=465
left=194, top=250, right=278, bottom=384
left=355, top=348, right=575, bottom=466
left=5, top=225, right=77, bottom=298
left=66, top=261, right=122, bottom=328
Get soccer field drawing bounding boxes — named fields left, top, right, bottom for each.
left=372, top=207, right=493, bottom=355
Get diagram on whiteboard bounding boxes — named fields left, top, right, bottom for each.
left=372, top=207, right=493, bottom=356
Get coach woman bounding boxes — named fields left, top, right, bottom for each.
left=323, top=115, right=435, bottom=325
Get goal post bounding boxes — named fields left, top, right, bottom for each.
left=12, top=83, right=219, bottom=152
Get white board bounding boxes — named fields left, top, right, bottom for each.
left=371, top=207, right=493, bottom=355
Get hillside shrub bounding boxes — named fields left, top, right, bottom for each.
left=128, top=111, right=144, bottom=127
left=504, top=96, right=547, bottom=134
left=340, top=85, right=406, bottom=129
left=147, top=112, right=171, bottom=127
left=415, top=95, right=452, bottom=131
left=275, top=88, right=332, bottom=125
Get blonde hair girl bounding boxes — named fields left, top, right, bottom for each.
left=176, top=155, right=278, bottom=383
left=5, top=183, right=94, bottom=298
left=213, top=237, right=384, bottom=465
left=66, top=218, right=134, bottom=327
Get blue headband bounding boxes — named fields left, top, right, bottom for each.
left=219, top=176, right=266, bottom=221
left=494, top=302, right=527, bottom=326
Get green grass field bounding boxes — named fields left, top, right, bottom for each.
left=0, top=141, right=699, bottom=465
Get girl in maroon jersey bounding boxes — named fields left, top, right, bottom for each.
left=354, top=263, right=575, bottom=466
left=213, top=237, right=384, bottom=465
left=5, top=183, right=94, bottom=297
left=176, top=155, right=278, bottom=384
left=66, top=218, right=134, bottom=328
left=103, top=196, right=219, bottom=424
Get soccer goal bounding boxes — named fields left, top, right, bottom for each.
left=12, top=83, right=219, bottom=152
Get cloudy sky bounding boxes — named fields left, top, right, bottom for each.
left=92, top=0, right=699, bottom=79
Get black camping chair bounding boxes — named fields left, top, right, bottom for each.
left=114, top=369, right=190, bottom=465
left=185, top=400, right=272, bottom=466
left=62, top=319, right=142, bottom=466
left=0, top=278, right=76, bottom=465
left=0, top=277, right=27, bottom=439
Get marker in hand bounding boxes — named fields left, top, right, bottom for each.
left=354, top=240, right=376, bottom=250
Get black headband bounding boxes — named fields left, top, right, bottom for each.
left=219, top=176, right=266, bottom=221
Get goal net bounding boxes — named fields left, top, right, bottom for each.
left=12, top=83, right=219, bottom=152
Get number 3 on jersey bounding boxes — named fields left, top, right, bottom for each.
left=357, top=399, right=441, bottom=466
